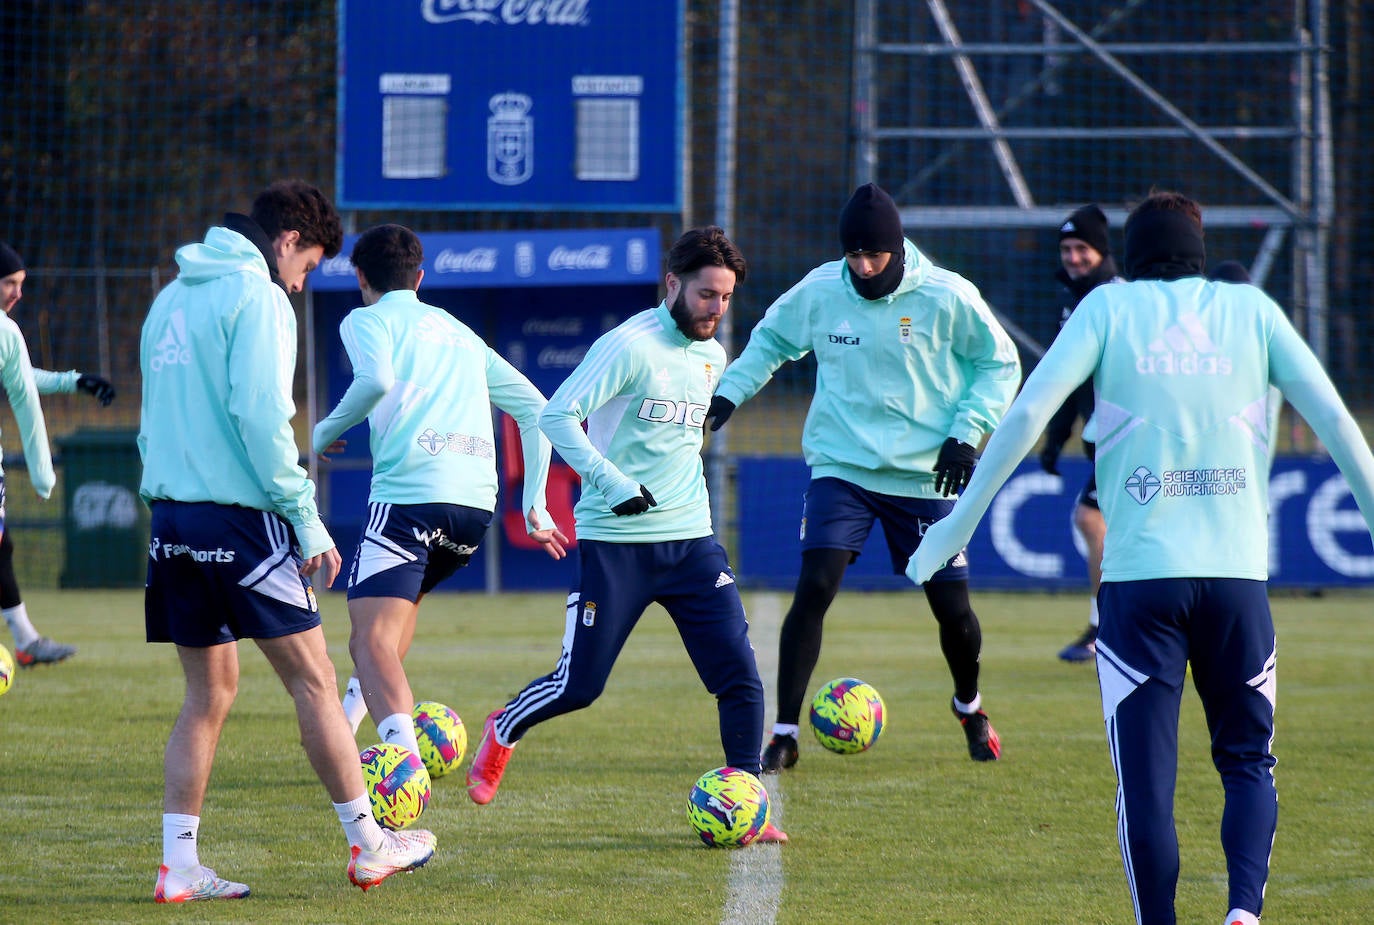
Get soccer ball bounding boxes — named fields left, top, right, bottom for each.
left=360, top=743, right=431, bottom=830
left=411, top=701, right=466, bottom=778
left=0, top=643, right=12, bottom=696
left=810, top=677, right=886, bottom=754
left=686, top=766, right=770, bottom=848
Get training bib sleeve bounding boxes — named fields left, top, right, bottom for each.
left=907, top=307, right=1099, bottom=584
left=540, top=336, right=642, bottom=510
left=228, top=291, right=332, bottom=557
left=312, top=309, right=392, bottom=454
left=0, top=318, right=55, bottom=498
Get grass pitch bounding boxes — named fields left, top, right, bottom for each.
left=0, top=588, right=1371, bottom=924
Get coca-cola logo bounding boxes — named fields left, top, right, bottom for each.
left=320, top=254, right=356, bottom=277
left=521, top=317, right=584, bottom=336
left=548, top=245, right=612, bottom=271
left=422, top=0, right=590, bottom=26
left=434, top=248, right=498, bottom=273
left=537, top=345, right=589, bottom=368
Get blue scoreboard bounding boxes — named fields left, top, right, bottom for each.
left=337, top=1, right=683, bottom=211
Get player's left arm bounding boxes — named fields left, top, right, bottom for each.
left=947, top=290, right=1023, bottom=447
left=227, top=289, right=333, bottom=558
left=485, top=348, right=559, bottom=541
left=1268, top=307, right=1374, bottom=534
left=909, top=305, right=1098, bottom=584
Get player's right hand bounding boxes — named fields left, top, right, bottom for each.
left=611, top=485, right=658, bottom=516
left=704, top=396, right=735, bottom=432
left=318, top=439, right=347, bottom=460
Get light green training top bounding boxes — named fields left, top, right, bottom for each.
left=714, top=239, right=1020, bottom=498
left=539, top=302, right=721, bottom=542
left=312, top=289, right=553, bottom=527
left=139, top=226, right=332, bottom=557
left=910, top=276, right=1374, bottom=584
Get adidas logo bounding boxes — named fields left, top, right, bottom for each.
left=828, top=319, right=860, bottom=346
left=149, top=309, right=192, bottom=372
left=384, top=729, right=398, bottom=740
left=177, top=830, right=195, bottom=840
left=714, top=571, right=734, bottom=588
left=1136, top=313, right=1232, bottom=375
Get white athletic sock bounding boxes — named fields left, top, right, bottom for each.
left=378, top=711, right=421, bottom=758
left=162, top=813, right=200, bottom=871
left=334, top=795, right=384, bottom=852
left=341, top=676, right=368, bottom=734
left=953, top=693, right=982, bottom=715
left=1224, top=910, right=1259, bottom=925
left=1089, top=597, right=1100, bottom=630
left=4, top=603, right=38, bottom=649
left=772, top=723, right=800, bottom=739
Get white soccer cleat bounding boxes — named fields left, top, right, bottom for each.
left=153, top=864, right=250, bottom=902
left=347, top=828, right=437, bottom=891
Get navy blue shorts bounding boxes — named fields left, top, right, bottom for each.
left=799, top=477, right=969, bottom=581
left=347, top=501, right=492, bottom=601
left=145, top=501, right=321, bottom=647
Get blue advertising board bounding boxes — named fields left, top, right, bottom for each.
left=337, top=1, right=683, bottom=211
left=736, top=456, right=1374, bottom=590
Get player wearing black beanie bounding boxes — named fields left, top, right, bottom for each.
left=838, top=183, right=906, bottom=300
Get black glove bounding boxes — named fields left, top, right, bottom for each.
left=611, top=485, right=658, bottom=516
left=932, top=437, right=978, bottom=497
left=704, top=396, right=735, bottom=432
left=76, top=374, right=116, bottom=407
left=1039, top=443, right=1061, bottom=476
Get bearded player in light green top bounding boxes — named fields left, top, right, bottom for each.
left=312, top=223, right=566, bottom=762
left=910, top=191, right=1374, bottom=925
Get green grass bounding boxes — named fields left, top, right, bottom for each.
left=1, top=588, right=1372, bottom=923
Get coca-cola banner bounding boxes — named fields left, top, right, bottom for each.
left=338, top=1, right=682, bottom=211
left=311, top=228, right=660, bottom=291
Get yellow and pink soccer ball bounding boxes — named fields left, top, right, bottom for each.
left=809, top=677, right=886, bottom=754
left=0, top=643, right=13, bottom=696
left=360, top=742, right=430, bottom=830
left=686, top=766, right=770, bottom=848
left=411, top=701, right=466, bottom=778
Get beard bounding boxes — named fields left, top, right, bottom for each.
left=670, top=290, right=718, bottom=341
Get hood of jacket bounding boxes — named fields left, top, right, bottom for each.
left=173, top=224, right=274, bottom=289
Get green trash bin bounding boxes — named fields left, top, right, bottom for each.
left=57, top=428, right=147, bottom=588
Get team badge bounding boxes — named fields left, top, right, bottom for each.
left=582, top=601, right=597, bottom=627
left=704, top=363, right=714, bottom=388
left=898, top=316, right=912, bottom=344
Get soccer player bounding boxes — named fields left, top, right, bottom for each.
left=1037, top=206, right=1122, bottom=663
left=707, top=183, right=1020, bottom=770
left=311, top=223, right=567, bottom=759
left=465, top=226, right=786, bottom=844
left=139, top=181, right=435, bottom=902
left=908, top=190, right=1374, bottom=925
left=0, top=241, right=117, bottom=666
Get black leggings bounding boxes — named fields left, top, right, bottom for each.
left=0, top=531, right=20, bottom=610
left=773, top=547, right=983, bottom=725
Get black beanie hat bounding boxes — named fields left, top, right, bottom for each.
left=1208, top=260, right=1251, bottom=284
left=1058, top=205, right=1111, bottom=257
left=839, top=183, right=904, bottom=254
left=0, top=242, right=23, bottom=278
left=1123, top=208, right=1206, bottom=281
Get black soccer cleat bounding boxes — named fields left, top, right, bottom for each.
left=760, top=734, right=799, bottom=774
left=952, top=699, right=1002, bottom=762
